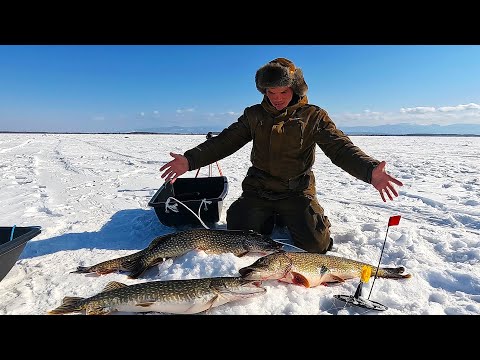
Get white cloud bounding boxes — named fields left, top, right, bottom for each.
left=176, top=108, right=195, bottom=114
left=336, top=102, right=480, bottom=127
left=437, top=103, right=480, bottom=112
left=400, top=107, right=436, bottom=114
left=225, top=111, right=241, bottom=116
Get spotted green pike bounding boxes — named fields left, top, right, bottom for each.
left=123, top=229, right=282, bottom=279
left=238, top=251, right=412, bottom=288
left=47, top=277, right=266, bottom=315
left=73, top=229, right=282, bottom=278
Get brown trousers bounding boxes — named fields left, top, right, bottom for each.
left=226, top=193, right=332, bottom=253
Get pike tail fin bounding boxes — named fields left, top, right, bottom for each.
left=47, top=296, right=84, bottom=314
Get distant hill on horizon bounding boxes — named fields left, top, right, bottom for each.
left=2, top=123, right=480, bottom=136
left=136, top=123, right=480, bottom=136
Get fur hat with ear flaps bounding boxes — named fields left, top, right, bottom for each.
left=255, top=57, right=308, bottom=97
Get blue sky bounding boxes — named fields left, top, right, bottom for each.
left=1, top=45, right=479, bottom=133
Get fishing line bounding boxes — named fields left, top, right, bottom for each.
left=272, top=238, right=306, bottom=252
left=165, top=196, right=210, bottom=229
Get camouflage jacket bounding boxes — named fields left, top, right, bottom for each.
left=184, top=95, right=380, bottom=200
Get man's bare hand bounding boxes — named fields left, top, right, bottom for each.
left=159, top=152, right=189, bottom=184
left=371, top=161, right=404, bottom=202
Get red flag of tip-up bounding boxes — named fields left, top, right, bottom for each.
left=388, top=215, right=401, bottom=226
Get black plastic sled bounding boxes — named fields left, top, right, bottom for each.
left=148, top=176, right=228, bottom=227
left=0, top=226, right=42, bottom=282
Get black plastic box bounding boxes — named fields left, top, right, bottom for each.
left=0, top=226, right=41, bottom=282
left=148, top=176, right=228, bottom=227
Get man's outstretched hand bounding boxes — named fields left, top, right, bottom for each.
left=371, top=161, right=404, bottom=202
left=159, top=152, right=189, bottom=184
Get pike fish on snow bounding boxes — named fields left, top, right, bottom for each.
left=1, top=134, right=479, bottom=315
left=72, top=228, right=281, bottom=279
